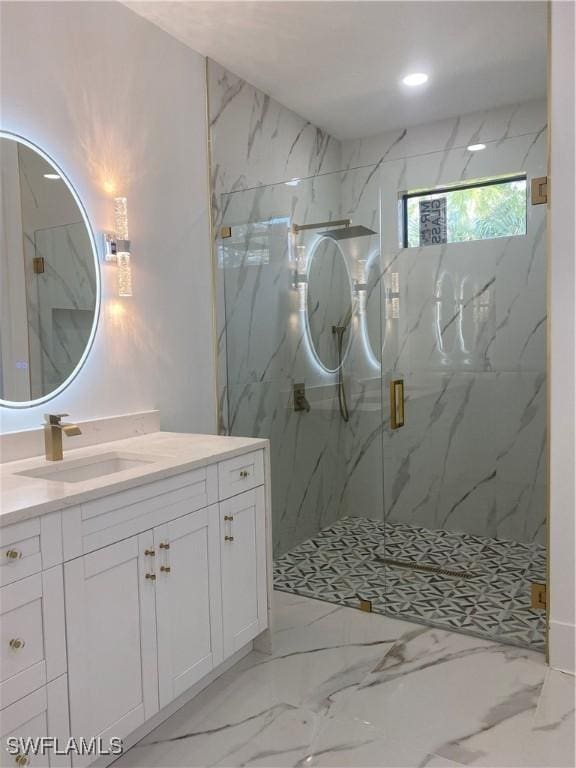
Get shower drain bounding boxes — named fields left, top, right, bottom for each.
left=374, top=554, right=476, bottom=579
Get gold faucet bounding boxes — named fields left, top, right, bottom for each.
left=43, top=414, right=82, bottom=461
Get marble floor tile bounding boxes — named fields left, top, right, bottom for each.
left=117, top=705, right=463, bottom=768
left=327, top=625, right=548, bottom=760
left=432, top=668, right=575, bottom=767
left=114, top=591, right=573, bottom=768
left=219, top=593, right=413, bottom=714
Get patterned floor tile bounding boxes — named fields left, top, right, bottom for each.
left=274, top=517, right=546, bottom=651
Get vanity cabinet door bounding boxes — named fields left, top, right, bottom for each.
left=220, top=487, right=268, bottom=659
left=154, top=505, right=223, bottom=709
left=64, top=534, right=158, bottom=767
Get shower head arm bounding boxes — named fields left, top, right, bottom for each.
left=292, top=219, right=350, bottom=234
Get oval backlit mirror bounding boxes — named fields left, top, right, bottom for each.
left=0, top=132, right=100, bottom=407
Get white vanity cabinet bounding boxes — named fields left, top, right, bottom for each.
left=220, top=487, right=267, bottom=657
left=0, top=436, right=270, bottom=768
left=0, top=437, right=270, bottom=768
left=64, top=533, right=159, bottom=763
left=154, top=505, right=223, bottom=708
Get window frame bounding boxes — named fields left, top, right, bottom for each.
left=400, top=173, right=528, bottom=249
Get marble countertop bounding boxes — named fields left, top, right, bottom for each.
left=0, top=432, right=268, bottom=527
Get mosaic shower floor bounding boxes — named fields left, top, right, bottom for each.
left=274, top=517, right=547, bottom=651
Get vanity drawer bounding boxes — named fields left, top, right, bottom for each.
left=218, top=450, right=264, bottom=500
left=0, top=675, right=70, bottom=767
left=0, top=570, right=66, bottom=709
left=62, top=465, right=218, bottom=558
left=0, top=516, right=62, bottom=588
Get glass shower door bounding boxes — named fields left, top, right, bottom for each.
left=218, top=167, right=385, bottom=608
left=379, top=162, right=547, bottom=649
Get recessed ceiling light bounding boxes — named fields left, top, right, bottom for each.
left=285, top=178, right=300, bottom=186
left=467, top=143, right=487, bottom=152
left=402, top=72, right=428, bottom=87
left=43, top=173, right=61, bottom=180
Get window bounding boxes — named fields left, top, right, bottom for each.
left=401, top=175, right=527, bottom=248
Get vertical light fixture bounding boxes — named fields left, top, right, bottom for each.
left=114, top=197, right=132, bottom=297
left=103, top=197, right=133, bottom=297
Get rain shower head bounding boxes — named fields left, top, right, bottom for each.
left=291, top=219, right=377, bottom=239
left=324, top=224, right=377, bottom=240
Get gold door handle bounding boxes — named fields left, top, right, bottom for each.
left=6, top=549, right=22, bottom=560
left=389, top=379, right=405, bottom=429
left=224, top=535, right=234, bottom=542
left=145, top=573, right=156, bottom=581
left=9, top=638, right=25, bottom=650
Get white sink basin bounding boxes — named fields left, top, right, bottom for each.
left=18, top=452, right=157, bottom=484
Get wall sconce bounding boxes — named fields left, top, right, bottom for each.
left=103, top=197, right=133, bottom=297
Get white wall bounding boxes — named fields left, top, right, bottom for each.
left=549, top=0, right=576, bottom=675
left=0, top=1, right=217, bottom=435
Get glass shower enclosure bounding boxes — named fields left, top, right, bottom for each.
left=217, top=158, right=547, bottom=652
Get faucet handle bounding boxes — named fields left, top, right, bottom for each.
left=44, top=414, right=69, bottom=425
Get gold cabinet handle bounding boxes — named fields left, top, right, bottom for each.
left=6, top=549, right=22, bottom=560
left=144, top=549, right=155, bottom=557
left=15, top=754, right=28, bottom=766
left=145, top=573, right=156, bottom=581
left=239, top=469, right=250, bottom=479
left=224, top=515, right=234, bottom=521
left=9, top=638, right=25, bottom=650
left=389, top=379, right=405, bottom=429
left=224, top=535, right=234, bottom=542
left=159, top=541, right=171, bottom=573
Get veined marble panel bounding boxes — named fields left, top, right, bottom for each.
left=23, top=222, right=96, bottom=399
left=343, top=109, right=548, bottom=544
left=213, top=86, right=547, bottom=556
left=115, top=593, right=572, bottom=768
left=341, top=99, right=547, bottom=171
left=208, top=59, right=342, bottom=231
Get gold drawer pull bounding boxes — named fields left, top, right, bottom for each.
left=15, top=754, right=28, bottom=766
left=239, top=469, right=250, bottom=479
left=144, top=549, right=155, bottom=556
left=9, top=638, right=25, bottom=650
left=160, top=566, right=171, bottom=573
left=145, top=573, right=156, bottom=581
left=159, top=542, right=170, bottom=550
left=6, top=549, right=22, bottom=560
left=224, top=535, right=234, bottom=542
left=224, top=515, right=234, bottom=521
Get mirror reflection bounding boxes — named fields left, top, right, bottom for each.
left=306, top=237, right=352, bottom=371
left=0, top=136, right=98, bottom=404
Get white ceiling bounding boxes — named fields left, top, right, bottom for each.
left=126, top=0, right=547, bottom=140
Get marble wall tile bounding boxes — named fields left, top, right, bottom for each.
left=22, top=221, right=96, bottom=399
left=217, top=161, right=381, bottom=556
left=343, top=104, right=548, bottom=544
left=341, top=99, right=547, bottom=171
left=208, top=59, right=342, bottom=231
left=210, top=54, right=547, bottom=556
